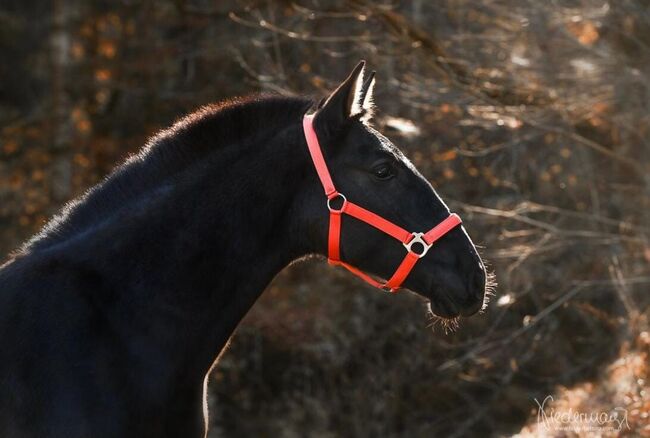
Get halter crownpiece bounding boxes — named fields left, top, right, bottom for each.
left=303, top=114, right=462, bottom=293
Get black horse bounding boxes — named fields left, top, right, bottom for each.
left=0, top=62, right=487, bottom=437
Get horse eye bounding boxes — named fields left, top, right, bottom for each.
left=372, top=163, right=395, bottom=180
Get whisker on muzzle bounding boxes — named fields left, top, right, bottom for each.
left=480, top=265, right=497, bottom=314
left=426, top=308, right=460, bottom=334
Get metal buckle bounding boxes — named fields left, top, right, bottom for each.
left=403, top=232, right=432, bottom=258
left=327, top=193, right=347, bottom=213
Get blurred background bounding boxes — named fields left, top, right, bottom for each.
left=1, top=0, right=649, bottom=436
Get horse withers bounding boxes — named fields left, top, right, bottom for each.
left=0, top=62, right=487, bottom=437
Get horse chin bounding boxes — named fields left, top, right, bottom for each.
left=426, top=301, right=461, bottom=333
left=419, top=279, right=463, bottom=319
left=426, top=300, right=461, bottom=320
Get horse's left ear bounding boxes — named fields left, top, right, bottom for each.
left=316, top=60, right=367, bottom=127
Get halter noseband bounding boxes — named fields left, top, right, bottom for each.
left=303, top=114, right=462, bottom=293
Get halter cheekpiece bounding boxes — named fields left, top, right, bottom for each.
left=303, top=114, right=462, bottom=293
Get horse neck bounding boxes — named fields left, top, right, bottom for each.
left=48, top=118, right=313, bottom=389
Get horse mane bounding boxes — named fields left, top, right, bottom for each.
left=21, top=94, right=314, bottom=254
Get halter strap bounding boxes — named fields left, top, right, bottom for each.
left=303, top=114, right=462, bottom=292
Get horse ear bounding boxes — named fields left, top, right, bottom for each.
left=316, top=60, right=366, bottom=126
left=359, top=71, right=376, bottom=123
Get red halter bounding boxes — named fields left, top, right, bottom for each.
left=303, top=114, right=462, bottom=293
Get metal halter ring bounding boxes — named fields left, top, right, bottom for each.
left=327, top=193, right=347, bottom=213
left=403, top=232, right=432, bottom=258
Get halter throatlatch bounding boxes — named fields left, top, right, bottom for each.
left=303, top=114, right=462, bottom=293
